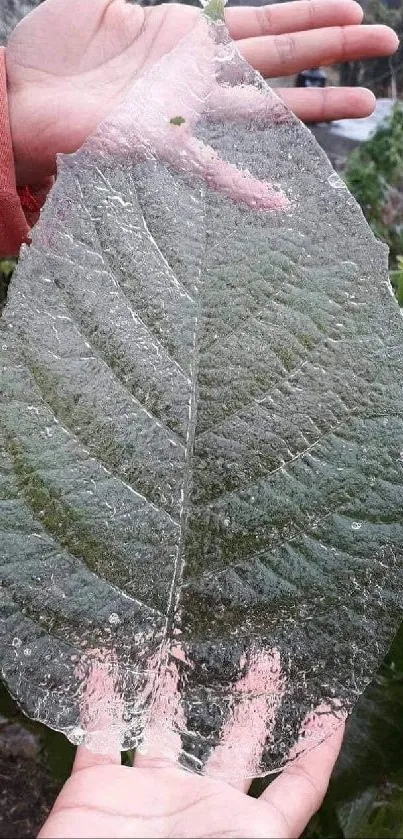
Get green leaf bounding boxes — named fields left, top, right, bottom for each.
left=1, top=14, right=403, bottom=776
left=390, top=257, right=403, bottom=306
left=202, top=0, right=226, bottom=22
left=337, top=789, right=378, bottom=838
left=0, top=0, right=42, bottom=45
left=345, top=104, right=403, bottom=269
left=169, top=115, right=186, bottom=126
left=0, top=259, right=16, bottom=311
left=344, top=780, right=403, bottom=839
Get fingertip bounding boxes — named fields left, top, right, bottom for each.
left=348, top=0, right=364, bottom=24
left=376, top=24, right=399, bottom=53
left=355, top=87, right=376, bottom=117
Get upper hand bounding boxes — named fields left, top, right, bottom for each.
left=5, top=0, right=399, bottom=186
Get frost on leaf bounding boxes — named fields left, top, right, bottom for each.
left=1, top=11, right=403, bottom=778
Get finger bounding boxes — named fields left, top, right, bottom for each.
left=226, top=0, right=363, bottom=42
left=205, top=648, right=285, bottom=791
left=260, top=706, right=345, bottom=837
left=73, top=744, right=120, bottom=773
left=71, top=648, right=123, bottom=773
left=134, top=648, right=185, bottom=769
left=262, top=727, right=344, bottom=837
left=279, top=85, right=376, bottom=122
left=208, top=80, right=375, bottom=128
left=238, top=24, right=399, bottom=79
left=286, top=701, right=347, bottom=764
left=207, top=83, right=289, bottom=124
left=177, top=130, right=288, bottom=210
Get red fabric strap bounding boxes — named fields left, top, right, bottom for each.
left=0, top=46, right=53, bottom=257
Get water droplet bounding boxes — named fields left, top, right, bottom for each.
left=351, top=521, right=362, bottom=531
left=328, top=173, right=347, bottom=190
left=70, top=726, right=85, bottom=744
left=108, top=613, right=121, bottom=625
left=12, top=637, right=22, bottom=647
left=223, top=517, right=230, bottom=527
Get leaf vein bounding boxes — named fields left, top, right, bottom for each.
left=75, top=171, right=193, bottom=382
left=204, top=412, right=354, bottom=509
left=32, top=249, right=186, bottom=452
left=7, top=357, right=180, bottom=529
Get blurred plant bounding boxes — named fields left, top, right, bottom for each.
left=0, top=258, right=16, bottom=310
left=390, top=255, right=403, bottom=305
left=339, top=0, right=403, bottom=97
left=345, top=102, right=403, bottom=274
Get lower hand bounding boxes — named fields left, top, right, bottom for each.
left=39, top=707, right=344, bottom=839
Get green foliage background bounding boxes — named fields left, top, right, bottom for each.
left=345, top=101, right=403, bottom=308
left=339, top=0, right=403, bottom=95
left=345, top=103, right=403, bottom=258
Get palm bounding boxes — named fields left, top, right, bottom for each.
left=5, top=0, right=398, bottom=185
left=38, top=646, right=345, bottom=839
left=40, top=762, right=287, bottom=838
left=6, top=0, right=199, bottom=183
left=39, top=728, right=343, bottom=839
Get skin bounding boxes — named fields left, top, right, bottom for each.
left=3, top=1, right=397, bottom=835
left=5, top=0, right=399, bottom=186
left=38, top=732, right=345, bottom=838
left=39, top=648, right=346, bottom=838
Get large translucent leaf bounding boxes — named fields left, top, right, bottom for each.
left=1, top=10, right=403, bottom=777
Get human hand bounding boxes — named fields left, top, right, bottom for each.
left=5, top=0, right=399, bottom=187
left=38, top=733, right=343, bottom=838
left=38, top=648, right=345, bottom=839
